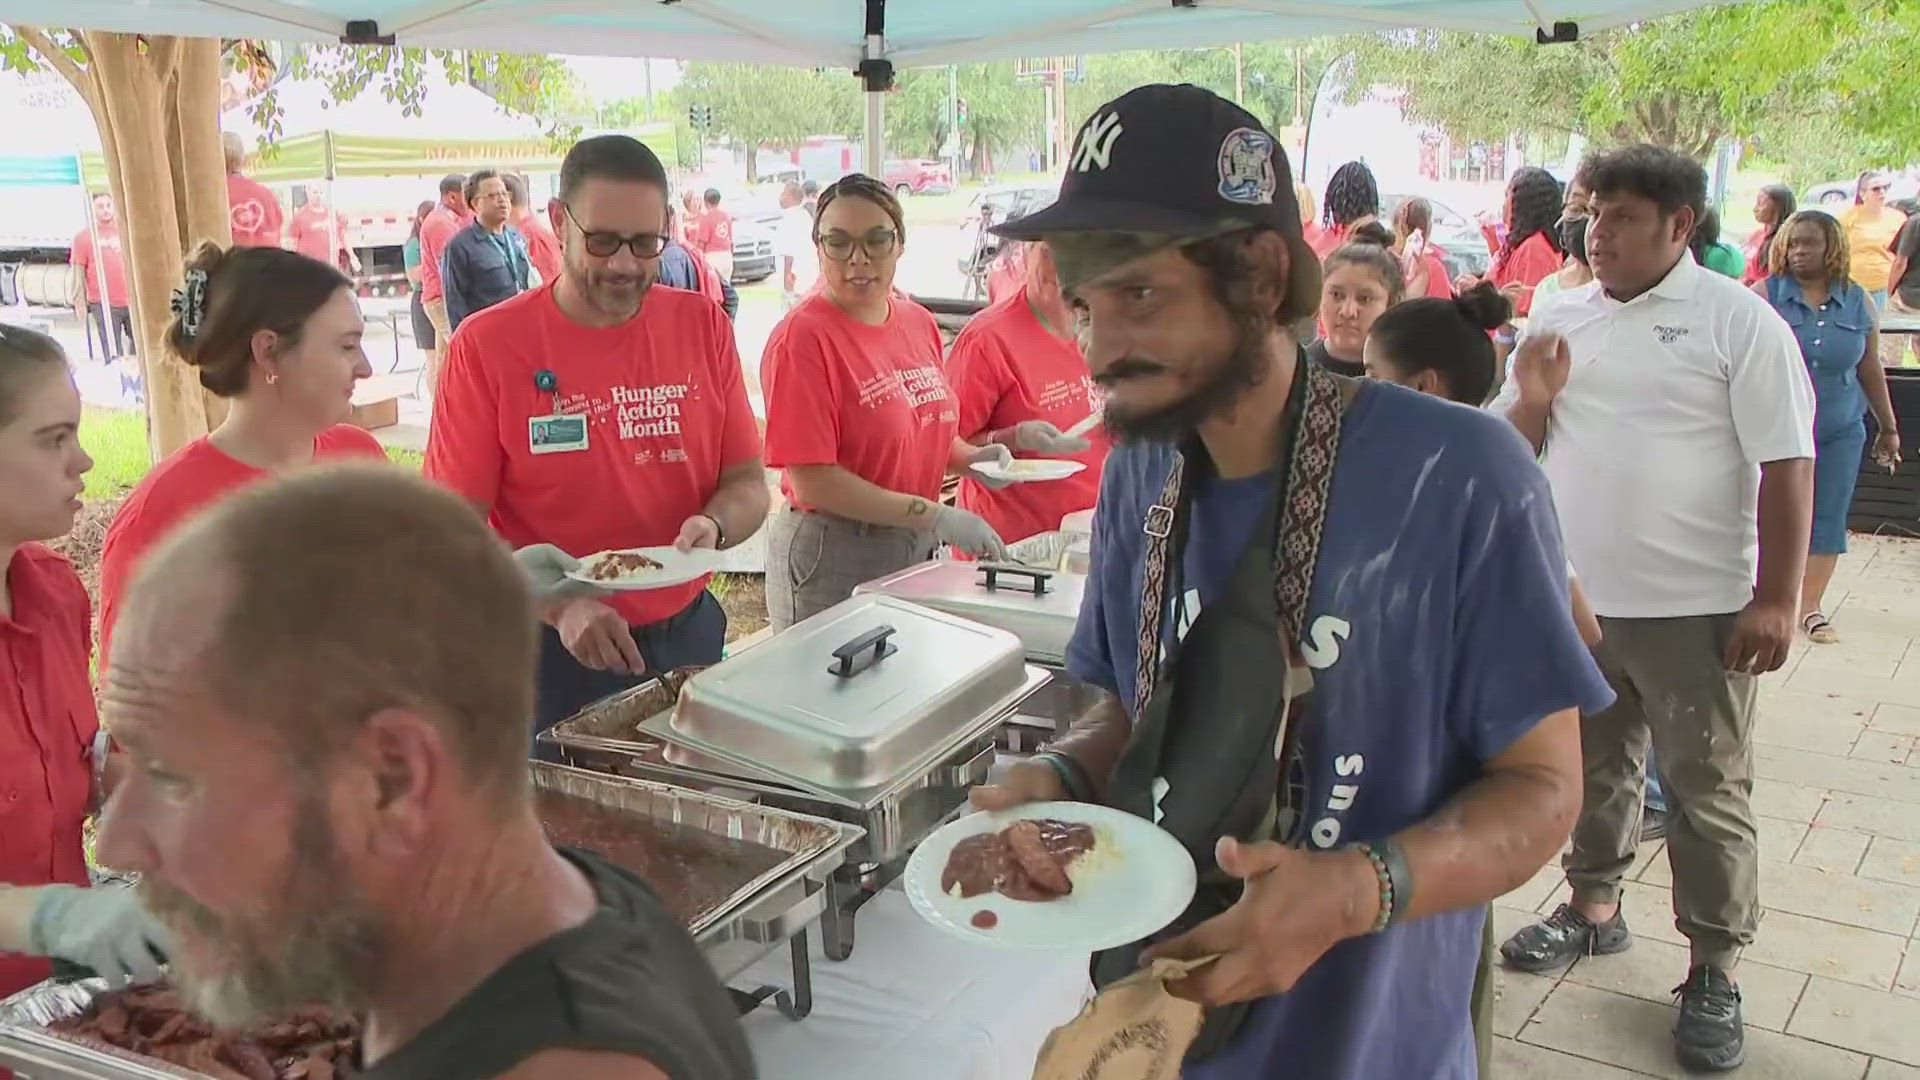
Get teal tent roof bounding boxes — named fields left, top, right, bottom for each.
left=0, top=0, right=1733, bottom=67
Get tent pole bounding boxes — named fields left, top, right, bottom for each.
left=859, top=0, right=889, bottom=177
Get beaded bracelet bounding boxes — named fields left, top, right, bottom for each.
left=1357, top=844, right=1395, bottom=934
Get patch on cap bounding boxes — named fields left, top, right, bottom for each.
left=1071, top=110, right=1126, bottom=173
left=1216, top=128, right=1277, bottom=206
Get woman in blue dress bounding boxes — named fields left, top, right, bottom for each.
left=1755, top=210, right=1901, bottom=644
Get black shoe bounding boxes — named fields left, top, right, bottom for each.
left=1500, top=902, right=1633, bottom=972
left=1641, top=807, right=1669, bottom=842
left=1673, top=964, right=1744, bottom=1072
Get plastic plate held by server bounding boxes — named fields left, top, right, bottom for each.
left=566, top=546, right=724, bottom=591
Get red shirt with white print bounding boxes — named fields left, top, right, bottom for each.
left=947, top=291, right=1107, bottom=544
left=424, top=283, right=759, bottom=626
left=761, top=293, right=956, bottom=509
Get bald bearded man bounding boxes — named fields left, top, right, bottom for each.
left=94, top=465, right=753, bottom=1080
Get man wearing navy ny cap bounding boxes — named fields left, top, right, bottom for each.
left=969, top=84, right=1612, bottom=1078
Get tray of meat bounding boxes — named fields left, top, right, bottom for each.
left=902, top=801, right=1197, bottom=952
left=0, top=978, right=357, bottom=1080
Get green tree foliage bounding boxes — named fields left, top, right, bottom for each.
left=676, top=61, right=861, bottom=172
left=1340, top=0, right=1914, bottom=166
left=888, top=62, right=1042, bottom=175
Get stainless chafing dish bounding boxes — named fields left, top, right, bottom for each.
left=541, top=594, right=1048, bottom=960
left=853, top=559, right=1104, bottom=751
left=0, top=766, right=863, bottom=1078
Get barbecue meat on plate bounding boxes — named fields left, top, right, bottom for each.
left=942, top=818, right=1095, bottom=902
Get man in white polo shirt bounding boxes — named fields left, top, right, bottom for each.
left=1492, top=144, right=1814, bottom=1073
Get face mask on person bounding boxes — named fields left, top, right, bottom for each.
left=1559, top=216, right=1589, bottom=265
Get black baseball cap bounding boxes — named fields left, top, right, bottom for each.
left=994, top=84, right=1318, bottom=315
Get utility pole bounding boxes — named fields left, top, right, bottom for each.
left=1234, top=42, right=1244, bottom=105
left=643, top=58, right=654, bottom=121
left=947, top=65, right=959, bottom=180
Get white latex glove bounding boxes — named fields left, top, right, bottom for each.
left=511, top=543, right=606, bottom=602
left=29, top=885, right=171, bottom=984
left=1001, top=419, right=1091, bottom=456
left=966, top=443, right=1018, bottom=491
left=931, top=504, right=1008, bottom=561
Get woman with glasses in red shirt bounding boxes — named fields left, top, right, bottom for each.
left=0, top=324, right=168, bottom=1008
left=761, top=174, right=1010, bottom=629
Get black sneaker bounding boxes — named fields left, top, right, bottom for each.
left=1673, top=964, right=1744, bottom=1071
left=1499, top=902, right=1633, bottom=972
left=1641, top=807, right=1669, bottom=842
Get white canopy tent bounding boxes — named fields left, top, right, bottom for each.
left=0, top=0, right=1738, bottom=176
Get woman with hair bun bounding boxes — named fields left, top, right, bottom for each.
left=97, top=243, right=383, bottom=662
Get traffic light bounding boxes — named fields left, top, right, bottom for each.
left=687, top=104, right=713, bottom=130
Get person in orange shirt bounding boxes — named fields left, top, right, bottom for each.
left=1311, top=161, right=1381, bottom=259
left=288, top=188, right=359, bottom=274
left=97, top=245, right=382, bottom=664
left=692, top=188, right=735, bottom=283
left=1460, top=167, right=1565, bottom=318
left=417, top=173, right=470, bottom=393
left=1839, top=170, right=1910, bottom=310
left=761, top=174, right=1010, bottom=630
left=424, top=135, right=768, bottom=745
left=507, top=172, right=563, bottom=285
left=223, top=133, right=283, bottom=249
left=948, top=242, right=1104, bottom=547
left=70, top=193, right=133, bottom=361
left=0, top=323, right=170, bottom=1008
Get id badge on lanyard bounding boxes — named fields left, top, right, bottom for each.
left=528, top=367, right=589, bottom=455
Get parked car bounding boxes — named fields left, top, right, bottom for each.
left=882, top=159, right=954, bottom=198
left=1381, top=193, right=1492, bottom=279
left=1804, top=172, right=1920, bottom=206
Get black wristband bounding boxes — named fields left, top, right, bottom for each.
left=1033, top=750, right=1095, bottom=802
left=1367, top=838, right=1413, bottom=926
left=700, top=513, right=727, bottom=548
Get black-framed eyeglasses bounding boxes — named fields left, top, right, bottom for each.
left=562, top=204, right=668, bottom=259
left=816, top=228, right=899, bottom=262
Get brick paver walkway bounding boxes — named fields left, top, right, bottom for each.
left=1493, top=533, right=1920, bottom=1078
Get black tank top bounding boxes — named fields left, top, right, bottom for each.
left=357, top=848, right=755, bottom=1080
left=1304, top=338, right=1364, bottom=379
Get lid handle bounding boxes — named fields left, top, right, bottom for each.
left=978, top=563, right=1051, bottom=595
left=828, top=623, right=899, bottom=678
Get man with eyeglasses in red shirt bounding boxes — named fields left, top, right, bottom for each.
left=425, top=135, right=768, bottom=751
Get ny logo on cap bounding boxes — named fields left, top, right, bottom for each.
left=1071, top=112, right=1124, bottom=173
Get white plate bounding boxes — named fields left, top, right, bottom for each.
left=971, top=459, right=1088, bottom=483
left=904, top=801, right=1196, bottom=951
left=565, top=546, right=724, bottom=591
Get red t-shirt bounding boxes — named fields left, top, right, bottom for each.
left=1490, top=231, right=1563, bottom=316
left=0, top=546, right=99, bottom=999
left=418, top=204, right=465, bottom=304
left=423, top=283, right=760, bottom=626
left=1310, top=222, right=1351, bottom=260
left=226, top=173, right=283, bottom=248
left=1415, top=245, right=1455, bottom=299
left=947, top=292, right=1107, bottom=545
left=290, top=205, right=349, bottom=265
left=761, top=293, right=956, bottom=509
left=97, top=426, right=385, bottom=665
left=692, top=208, right=734, bottom=256
left=71, top=227, right=129, bottom=307
left=1742, top=226, right=1772, bottom=286
left=516, top=211, right=564, bottom=285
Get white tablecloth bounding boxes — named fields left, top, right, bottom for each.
left=733, top=887, right=1092, bottom=1080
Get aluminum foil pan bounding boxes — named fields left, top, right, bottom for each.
left=0, top=979, right=204, bottom=1079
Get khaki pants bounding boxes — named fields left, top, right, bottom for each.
left=1470, top=908, right=1494, bottom=1076
left=1565, top=613, right=1760, bottom=969
left=422, top=297, right=452, bottom=394
left=766, top=506, right=934, bottom=631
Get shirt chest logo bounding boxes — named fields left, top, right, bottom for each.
left=1654, top=324, right=1690, bottom=344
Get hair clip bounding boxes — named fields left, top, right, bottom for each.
left=170, top=268, right=210, bottom=341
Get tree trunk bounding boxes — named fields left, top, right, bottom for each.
left=86, top=32, right=210, bottom=461
left=169, top=37, right=233, bottom=428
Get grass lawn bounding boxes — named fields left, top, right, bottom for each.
left=81, top=405, right=423, bottom=498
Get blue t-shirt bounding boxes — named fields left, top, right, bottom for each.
left=1067, top=381, right=1614, bottom=1080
